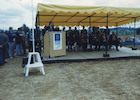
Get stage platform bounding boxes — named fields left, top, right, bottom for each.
left=42, top=47, right=140, bottom=63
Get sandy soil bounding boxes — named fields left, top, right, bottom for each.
left=0, top=56, right=140, bottom=100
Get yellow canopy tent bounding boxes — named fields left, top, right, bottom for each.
left=36, top=3, right=140, bottom=27
left=36, top=3, right=140, bottom=57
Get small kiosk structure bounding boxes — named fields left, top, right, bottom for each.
left=44, top=31, right=66, bottom=57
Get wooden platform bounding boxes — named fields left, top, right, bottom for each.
left=42, top=47, right=140, bottom=63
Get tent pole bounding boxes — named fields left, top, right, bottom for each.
left=31, top=0, right=35, bottom=53
left=132, top=18, right=137, bottom=50
left=35, top=16, right=37, bottom=28
left=89, top=17, right=91, bottom=27
left=38, top=11, right=40, bottom=27
left=78, top=23, right=80, bottom=31
left=103, top=13, right=110, bottom=57
left=89, top=17, right=91, bottom=46
left=116, top=23, right=118, bottom=36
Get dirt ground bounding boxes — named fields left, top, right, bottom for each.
left=0, top=56, right=140, bottom=100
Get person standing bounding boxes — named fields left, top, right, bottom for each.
left=87, top=26, right=93, bottom=43
left=66, top=27, right=72, bottom=51
left=35, top=27, right=41, bottom=54
left=27, top=29, right=33, bottom=52
left=81, top=26, right=87, bottom=52
left=48, top=22, right=54, bottom=31
left=109, top=32, right=120, bottom=51
left=0, top=32, right=9, bottom=65
left=42, top=25, right=48, bottom=37
left=63, top=27, right=65, bottom=31
left=21, top=27, right=26, bottom=54
left=7, top=27, right=16, bottom=58
left=15, top=28, right=23, bottom=56
left=42, top=26, right=48, bottom=50
left=96, top=27, right=102, bottom=51
left=73, top=27, right=79, bottom=51
left=89, top=27, right=95, bottom=51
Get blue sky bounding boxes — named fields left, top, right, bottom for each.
left=0, top=0, right=140, bottom=30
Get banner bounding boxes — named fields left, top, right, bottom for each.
left=53, top=33, right=62, bottom=50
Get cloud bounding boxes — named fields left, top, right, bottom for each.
left=37, top=0, right=140, bottom=7
left=0, top=0, right=140, bottom=30
left=0, top=0, right=32, bottom=29
left=106, top=0, right=140, bottom=8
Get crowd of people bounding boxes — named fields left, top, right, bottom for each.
left=41, top=22, right=122, bottom=52
left=64, top=26, right=122, bottom=52
left=0, top=22, right=122, bottom=65
left=0, top=26, right=42, bottom=65
left=7, top=27, right=28, bottom=58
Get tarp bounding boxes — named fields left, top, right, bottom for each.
left=36, top=3, right=140, bottom=27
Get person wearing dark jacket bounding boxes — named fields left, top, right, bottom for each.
left=42, top=26, right=48, bottom=36
left=15, top=28, right=23, bottom=56
left=0, top=32, right=9, bottom=65
left=7, top=27, right=16, bottom=58
left=27, top=29, right=33, bottom=52
left=66, top=27, right=72, bottom=51
left=48, top=22, right=54, bottom=31
left=109, top=32, right=120, bottom=51
left=21, top=27, right=26, bottom=54
left=95, top=27, right=102, bottom=51
left=35, top=27, right=41, bottom=54
left=89, top=27, right=95, bottom=51
left=81, top=26, right=87, bottom=52
left=72, top=27, right=79, bottom=51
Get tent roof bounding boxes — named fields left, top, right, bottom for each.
left=36, top=3, right=140, bottom=27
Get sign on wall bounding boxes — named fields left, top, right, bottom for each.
left=53, top=33, right=62, bottom=50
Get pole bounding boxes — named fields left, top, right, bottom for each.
left=89, top=17, right=91, bottom=46
left=31, top=0, right=35, bottom=52
left=116, top=23, right=118, bottom=36
left=78, top=23, right=80, bottom=31
left=134, top=18, right=136, bottom=47
left=78, top=23, right=80, bottom=51
left=89, top=17, right=91, bottom=27
left=103, top=13, right=110, bottom=57
left=132, top=18, right=137, bottom=50
left=37, top=11, right=40, bottom=26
